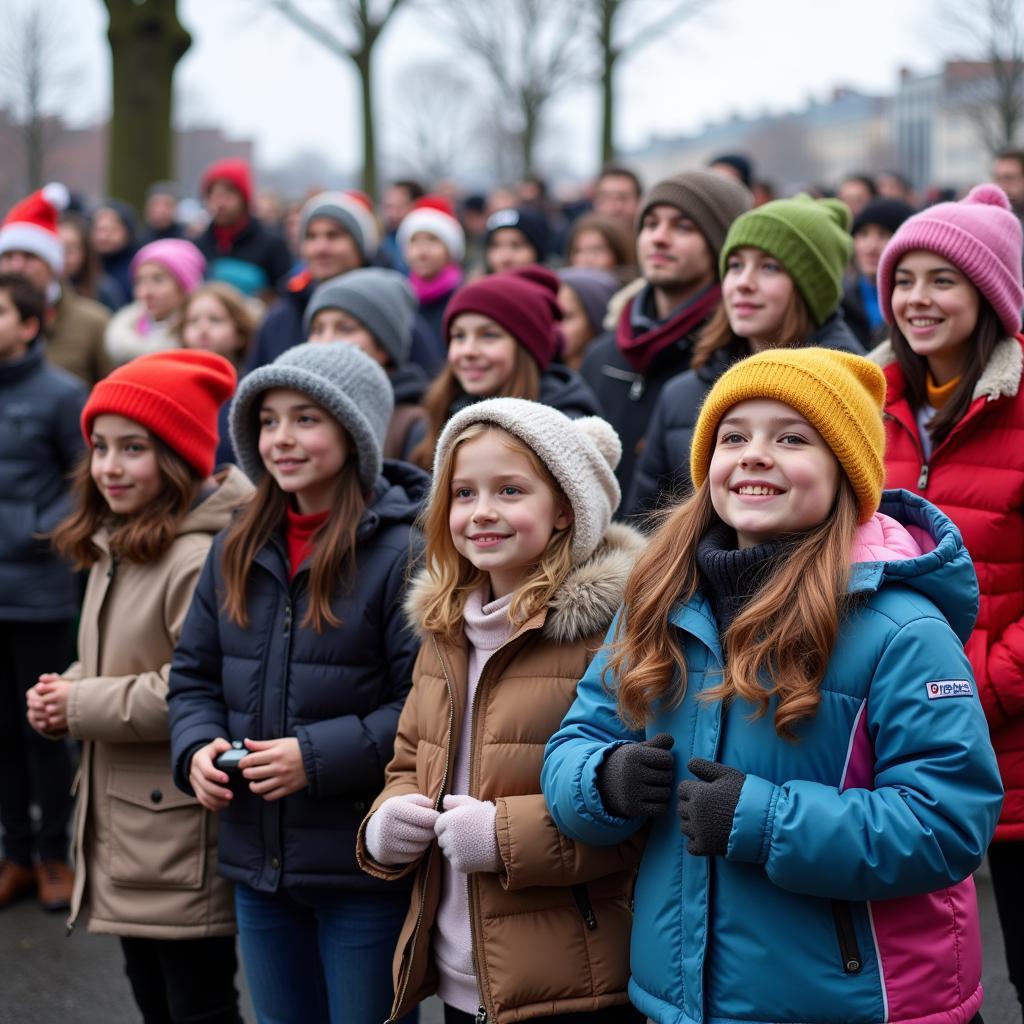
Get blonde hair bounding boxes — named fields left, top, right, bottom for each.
left=609, top=475, right=858, bottom=739
left=419, top=423, right=574, bottom=640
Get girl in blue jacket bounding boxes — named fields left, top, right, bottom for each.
left=167, top=343, right=425, bottom=1024
left=542, top=347, right=1003, bottom=1024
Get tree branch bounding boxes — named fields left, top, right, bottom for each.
left=616, top=0, right=711, bottom=58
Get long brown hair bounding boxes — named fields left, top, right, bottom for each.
left=220, top=462, right=366, bottom=632
left=409, top=349, right=541, bottom=470
left=418, top=423, right=574, bottom=640
left=609, top=476, right=859, bottom=739
left=691, top=289, right=814, bottom=370
left=567, top=214, right=637, bottom=275
left=52, top=439, right=203, bottom=568
left=178, top=282, right=257, bottom=368
left=889, top=296, right=1002, bottom=448
left=59, top=212, right=104, bottom=302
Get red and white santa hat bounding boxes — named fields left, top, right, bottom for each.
left=0, top=183, right=70, bottom=274
left=397, top=196, right=465, bottom=263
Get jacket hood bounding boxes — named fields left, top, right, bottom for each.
left=849, top=488, right=978, bottom=643
left=404, top=521, right=646, bottom=644
left=868, top=334, right=1023, bottom=404
left=538, top=363, right=602, bottom=417
left=390, top=360, right=430, bottom=405
left=602, top=277, right=645, bottom=331
left=364, top=459, right=430, bottom=533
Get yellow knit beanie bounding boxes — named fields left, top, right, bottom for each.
left=689, top=348, right=887, bottom=523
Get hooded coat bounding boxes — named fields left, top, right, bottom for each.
left=543, top=492, right=1002, bottom=1024
left=64, top=466, right=253, bottom=938
left=356, top=524, right=647, bottom=1024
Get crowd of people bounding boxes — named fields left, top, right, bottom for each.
left=0, top=145, right=1023, bottom=1024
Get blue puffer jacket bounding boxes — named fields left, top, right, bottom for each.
left=168, top=461, right=427, bottom=893
left=542, top=491, right=1002, bottom=1024
left=0, top=339, right=86, bottom=621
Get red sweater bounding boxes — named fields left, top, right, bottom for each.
left=285, top=506, right=329, bottom=579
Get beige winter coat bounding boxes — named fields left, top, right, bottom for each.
left=357, top=524, right=647, bottom=1023
left=64, top=466, right=253, bottom=938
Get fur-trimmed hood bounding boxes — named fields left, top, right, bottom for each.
left=868, top=334, right=1023, bottom=403
left=404, top=521, right=647, bottom=646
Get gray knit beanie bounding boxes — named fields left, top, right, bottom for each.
left=636, top=170, right=753, bottom=261
left=229, top=341, right=393, bottom=490
left=299, top=191, right=379, bottom=262
left=302, top=269, right=417, bottom=367
left=432, top=398, right=622, bottom=564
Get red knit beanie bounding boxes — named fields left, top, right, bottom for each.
left=442, top=266, right=563, bottom=369
left=82, top=350, right=237, bottom=477
left=201, top=158, right=253, bottom=208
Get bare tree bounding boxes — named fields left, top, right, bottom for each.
left=583, top=0, right=712, bottom=165
left=0, top=1, right=81, bottom=192
left=429, top=0, right=589, bottom=178
left=263, top=0, right=412, bottom=200
left=942, top=0, right=1024, bottom=153
left=387, top=61, right=478, bottom=182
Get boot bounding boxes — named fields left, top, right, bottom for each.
left=0, top=859, right=36, bottom=907
left=35, top=859, right=73, bottom=912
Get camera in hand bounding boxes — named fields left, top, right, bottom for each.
left=215, top=741, right=247, bottom=776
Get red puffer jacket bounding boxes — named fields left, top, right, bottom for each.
left=872, top=335, right=1024, bottom=840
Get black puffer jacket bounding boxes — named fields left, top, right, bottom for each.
left=168, top=461, right=428, bottom=892
left=625, top=312, right=865, bottom=520
left=0, top=340, right=86, bottom=620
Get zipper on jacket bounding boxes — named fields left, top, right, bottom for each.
left=475, top=1008, right=488, bottom=1024
left=572, top=883, right=598, bottom=930
left=917, top=463, right=929, bottom=490
left=831, top=900, right=863, bottom=974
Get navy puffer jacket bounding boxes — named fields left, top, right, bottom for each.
left=168, top=460, right=427, bottom=892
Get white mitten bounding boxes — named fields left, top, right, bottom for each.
left=365, top=793, right=440, bottom=866
left=433, top=794, right=501, bottom=874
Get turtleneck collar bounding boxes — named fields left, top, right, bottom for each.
left=462, top=586, right=515, bottom=653
left=926, top=372, right=961, bottom=410
left=696, top=520, right=791, bottom=634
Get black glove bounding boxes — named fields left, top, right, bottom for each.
left=597, top=733, right=675, bottom=818
left=677, top=757, right=746, bottom=857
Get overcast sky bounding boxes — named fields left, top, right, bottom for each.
left=51, top=0, right=952, bottom=179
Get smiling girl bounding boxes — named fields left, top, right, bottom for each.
left=629, top=195, right=864, bottom=518
left=104, top=239, right=206, bottom=367
left=358, top=398, right=645, bottom=1024
left=543, top=348, right=1002, bottom=1024
left=27, top=350, right=250, bottom=1024
left=872, top=183, right=1024, bottom=1014
left=409, top=267, right=600, bottom=471
left=167, top=342, right=427, bottom=1024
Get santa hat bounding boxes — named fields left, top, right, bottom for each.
left=397, top=196, right=465, bottom=263
left=299, top=190, right=380, bottom=262
left=0, top=183, right=70, bottom=274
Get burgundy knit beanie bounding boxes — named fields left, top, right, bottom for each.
left=877, top=183, right=1024, bottom=336
left=442, top=266, right=563, bottom=369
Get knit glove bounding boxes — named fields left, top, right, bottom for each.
left=434, top=794, right=502, bottom=874
left=677, top=757, right=746, bottom=857
left=364, top=794, right=440, bottom=867
left=596, top=733, right=676, bottom=818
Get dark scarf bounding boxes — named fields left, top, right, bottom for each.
left=615, top=283, right=721, bottom=374
left=696, top=520, right=790, bottom=635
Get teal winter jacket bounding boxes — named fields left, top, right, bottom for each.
left=541, top=490, right=1002, bottom=1024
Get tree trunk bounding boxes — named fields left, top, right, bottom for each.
left=521, top=105, right=537, bottom=177
left=25, top=118, right=44, bottom=192
left=599, top=1, right=617, bottom=164
left=103, top=0, right=190, bottom=212
left=355, top=48, right=377, bottom=200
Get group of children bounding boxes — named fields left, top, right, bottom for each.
left=1, top=176, right=1022, bottom=1024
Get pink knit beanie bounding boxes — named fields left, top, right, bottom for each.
left=877, top=184, right=1024, bottom=336
left=130, top=238, right=206, bottom=295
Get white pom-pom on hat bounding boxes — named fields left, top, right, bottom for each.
left=41, top=182, right=70, bottom=212
left=966, top=183, right=1011, bottom=210
left=574, top=416, right=622, bottom=472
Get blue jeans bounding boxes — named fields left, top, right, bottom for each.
left=234, top=882, right=417, bottom=1024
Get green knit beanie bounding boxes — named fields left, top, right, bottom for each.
left=719, top=195, right=853, bottom=326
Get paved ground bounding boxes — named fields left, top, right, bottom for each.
left=0, top=871, right=1016, bottom=1023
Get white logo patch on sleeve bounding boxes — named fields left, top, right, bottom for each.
left=926, top=680, right=974, bottom=700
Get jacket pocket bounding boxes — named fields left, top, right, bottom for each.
left=106, top=766, right=207, bottom=890
left=831, top=900, right=863, bottom=974
left=572, top=883, right=598, bottom=930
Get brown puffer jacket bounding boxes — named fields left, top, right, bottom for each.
left=357, top=523, right=647, bottom=1023
left=64, top=466, right=253, bottom=938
